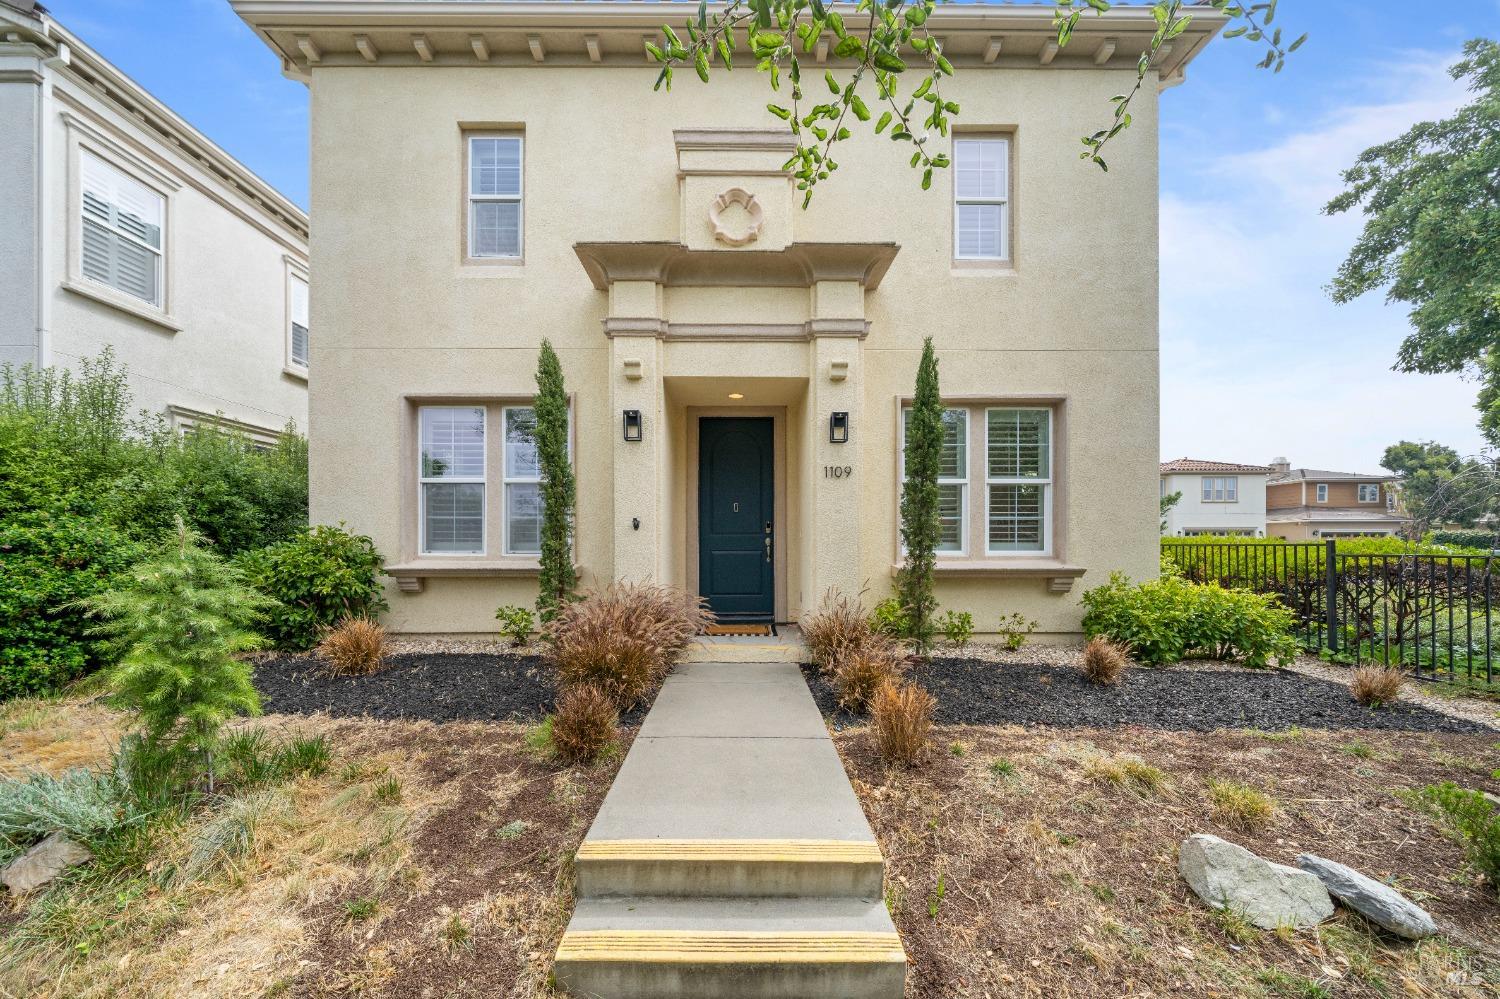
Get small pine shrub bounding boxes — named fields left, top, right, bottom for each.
left=871, top=681, right=935, bottom=767
left=1411, top=782, right=1499, bottom=893
left=1081, top=637, right=1129, bottom=686
left=1208, top=779, right=1275, bottom=831
left=870, top=597, right=910, bottom=638
left=801, top=589, right=870, bottom=668
left=495, top=604, right=535, bottom=646
left=999, top=612, right=1039, bottom=652
left=318, top=617, right=388, bottom=676
left=938, top=610, right=974, bottom=647
left=550, top=684, right=618, bottom=764
left=238, top=524, right=388, bottom=651
left=831, top=636, right=906, bottom=713
left=1350, top=666, right=1403, bottom=707
left=544, top=583, right=710, bottom=707
left=82, top=520, right=269, bottom=776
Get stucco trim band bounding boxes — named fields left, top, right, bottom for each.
left=575, top=241, right=900, bottom=291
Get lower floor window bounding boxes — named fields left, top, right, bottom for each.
left=987, top=482, right=1047, bottom=551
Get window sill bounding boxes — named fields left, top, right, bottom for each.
left=62, top=278, right=182, bottom=332
left=282, top=364, right=308, bottom=382
left=892, top=559, right=1086, bottom=593
left=950, top=260, right=1015, bottom=278
left=459, top=257, right=526, bottom=278
left=386, top=558, right=543, bottom=593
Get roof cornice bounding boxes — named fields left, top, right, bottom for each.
left=0, top=7, right=307, bottom=242
left=232, top=1, right=1225, bottom=83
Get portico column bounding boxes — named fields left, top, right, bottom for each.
left=805, top=278, right=868, bottom=604
left=606, top=280, right=666, bottom=584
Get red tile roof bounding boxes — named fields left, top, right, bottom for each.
left=1160, top=458, right=1273, bottom=474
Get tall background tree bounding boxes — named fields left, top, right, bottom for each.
left=1382, top=440, right=1500, bottom=532
left=1326, top=40, right=1500, bottom=444
left=898, top=337, right=941, bottom=651
left=534, top=340, right=577, bottom=621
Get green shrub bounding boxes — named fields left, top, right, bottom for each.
left=239, top=524, right=388, bottom=650
left=1412, top=782, right=1500, bottom=894
left=1081, top=572, right=1299, bottom=668
left=0, top=763, right=144, bottom=864
left=169, top=425, right=308, bottom=556
left=871, top=597, right=910, bottom=638
left=83, top=521, right=269, bottom=775
left=998, top=612, right=1038, bottom=651
left=938, top=609, right=974, bottom=647
left=0, top=511, right=144, bottom=699
left=1426, top=529, right=1499, bottom=551
left=495, top=604, right=536, bottom=646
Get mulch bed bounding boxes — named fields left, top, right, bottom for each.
left=253, top=652, right=652, bottom=726
left=804, top=657, right=1494, bottom=734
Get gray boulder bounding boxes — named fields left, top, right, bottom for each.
left=0, top=832, right=93, bottom=894
left=1179, top=834, right=1333, bottom=930
left=1296, top=854, right=1438, bottom=939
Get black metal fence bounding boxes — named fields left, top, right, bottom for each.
left=1163, top=540, right=1498, bottom=687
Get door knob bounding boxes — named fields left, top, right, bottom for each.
left=764, top=535, right=772, bottom=563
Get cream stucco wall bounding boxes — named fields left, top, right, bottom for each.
left=0, top=14, right=308, bottom=437
left=305, top=56, right=1165, bottom=639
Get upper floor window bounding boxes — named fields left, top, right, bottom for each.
left=468, top=135, right=523, bottom=259
left=288, top=272, right=309, bottom=371
left=1358, top=483, right=1380, bottom=503
left=986, top=408, right=1050, bottom=553
left=80, top=151, right=164, bottom=306
left=1316, top=483, right=1329, bottom=503
left=1201, top=476, right=1238, bottom=503
left=953, top=137, right=1010, bottom=261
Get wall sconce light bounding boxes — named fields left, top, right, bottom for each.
left=829, top=411, right=849, bottom=444
left=623, top=409, right=643, bottom=442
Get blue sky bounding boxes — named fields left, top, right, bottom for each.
left=42, top=0, right=1499, bottom=472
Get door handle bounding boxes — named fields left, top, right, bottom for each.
left=764, top=535, right=772, bottom=563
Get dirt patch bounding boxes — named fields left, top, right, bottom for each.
left=836, top=723, right=1500, bottom=998
left=804, top=658, right=1495, bottom=734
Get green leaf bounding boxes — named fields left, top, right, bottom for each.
left=921, top=167, right=933, bottom=190
left=694, top=49, right=710, bottom=83
left=766, top=103, right=792, bottom=120
left=874, top=50, right=907, bottom=73
left=851, top=94, right=871, bottom=121
left=875, top=110, right=893, bottom=133
left=825, top=70, right=840, bottom=94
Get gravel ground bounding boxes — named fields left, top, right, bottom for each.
left=804, top=656, right=1496, bottom=734
left=253, top=650, right=654, bottom=725
left=1283, top=654, right=1500, bottom=730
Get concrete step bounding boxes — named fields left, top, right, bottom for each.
left=576, top=838, right=885, bottom=898
left=555, top=896, right=906, bottom=999
left=681, top=640, right=807, bottom=663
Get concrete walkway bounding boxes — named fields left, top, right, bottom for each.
left=553, top=661, right=906, bottom=998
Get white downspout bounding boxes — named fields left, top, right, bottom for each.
left=34, top=26, right=67, bottom=369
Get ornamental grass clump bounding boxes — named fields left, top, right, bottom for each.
left=830, top=635, right=906, bottom=713
left=871, top=681, right=935, bottom=768
left=544, top=582, right=710, bottom=708
left=801, top=588, right=870, bottom=669
left=317, top=617, right=388, bottom=677
left=549, top=684, right=619, bottom=764
left=1081, top=637, right=1129, bottom=686
left=1350, top=665, right=1404, bottom=708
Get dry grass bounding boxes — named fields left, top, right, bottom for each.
left=1080, top=637, right=1129, bottom=686
left=0, top=697, right=128, bottom=777
left=830, top=634, right=906, bottom=713
left=317, top=616, right=389, bottom=676
left=1350, top=665, right=1404, bottom=707
left=1082, top=753, right=1169, bottom=796
left=543, top=582, right=711, bottom=707
left=1207, top=778, right=1276, bottom=831
left=870, top=681, right=935, bottom=767
left=800, top=588, right=871, bottom=669
left=550, top=684, right=618, bottom=763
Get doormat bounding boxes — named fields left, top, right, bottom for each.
left=702, top=623, right=776, bottom=637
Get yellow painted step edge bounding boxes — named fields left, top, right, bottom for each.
left=576, top=839, right=883, bottom=864
left=556, top=930, right=907, bottom=965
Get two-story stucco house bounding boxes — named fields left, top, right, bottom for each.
left=234, top=0, right=1224, bottom=640
left=1160, top=458, right=1271, bottom=537
left=1265, top=457, right=1410, bottom=540
left=1, top=0, right=308, bottom=441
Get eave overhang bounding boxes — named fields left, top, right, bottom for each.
left=574, top=241, right=899, bottom=291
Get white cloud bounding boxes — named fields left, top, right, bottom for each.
left=1160, top=51, right=1482, bottom=471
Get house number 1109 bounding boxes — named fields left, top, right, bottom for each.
left=823, top=465, right=853, bottom=479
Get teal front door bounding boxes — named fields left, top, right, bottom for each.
left=698, top=417, right=774, bottom=620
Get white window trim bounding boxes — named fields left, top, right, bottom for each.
left=1316, top=483, right=1329, bottom=503
left=62, top=119, right=182, bottom=331
left=1200, top=475, right=1239, bottom=503
left=985, top=407, right=1053, bottom=557
left=953, top=135, right=1011, bottom=263
left=466, top=134, right=524, bottom=262
left=1358, top=483, right=1381, bottom=503
left=283, top=255, right=309, bottom=379
left=418, top=406, right=488, bottom=557
left=899, top=407, right=969, bottom=557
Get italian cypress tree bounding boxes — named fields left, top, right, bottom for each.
left=534, top=339, right=577, bottom=621
left=82, top=519, right=269, bottom=776
left=898, top=337, right=942, bottom=651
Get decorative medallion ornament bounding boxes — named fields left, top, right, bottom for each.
left=709, top=187, right=765, bottom=247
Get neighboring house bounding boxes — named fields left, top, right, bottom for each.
left=1159, top=458, right=1270, bottom=537
left=0, top=0, right=308, bottom=442
left=234, top=1, right=1225, bottom=637
left=1265, top=457, right=1409, bottom=540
